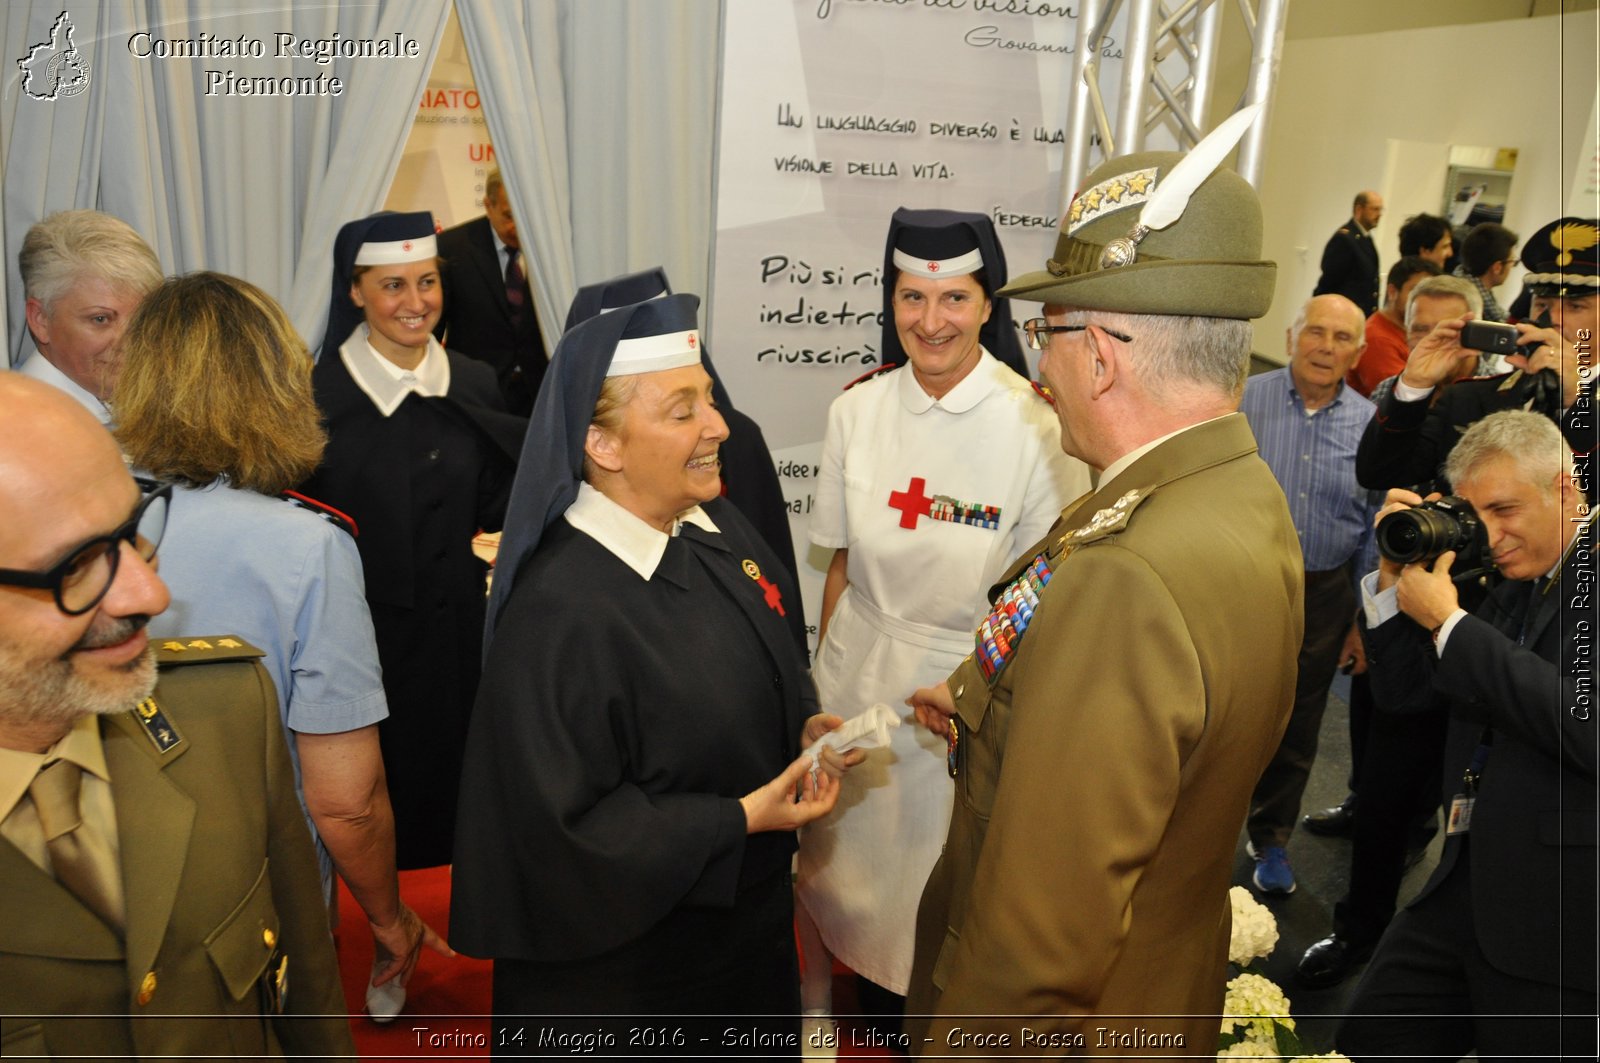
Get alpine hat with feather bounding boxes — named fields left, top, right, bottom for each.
left=999, top=106, right=1276, bottom=320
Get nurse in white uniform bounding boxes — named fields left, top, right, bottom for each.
left=795, top=209, right=1090, bottom=1025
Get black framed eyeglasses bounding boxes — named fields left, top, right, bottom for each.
left=0, top=482, right=171, bottom=616
left=1023, top=318, right=1135, bottom=350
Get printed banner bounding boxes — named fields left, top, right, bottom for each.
left=710, top=0, right=1135, bottom=641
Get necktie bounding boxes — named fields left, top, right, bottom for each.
left=505, top=247, right=527, bottom=325
left=30, top=759, right=124, bottom=929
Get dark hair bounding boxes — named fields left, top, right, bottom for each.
left=1397, top=214, right=1451, bottom=257
left=1386, top=255, right=1441, bottom=290
left=1460, top=223, right=1519, bottom=276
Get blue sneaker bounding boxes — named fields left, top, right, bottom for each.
left=1248, top=842, right=1296, bottom=894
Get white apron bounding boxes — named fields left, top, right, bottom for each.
left=797, top=351, right=1088, bottom=992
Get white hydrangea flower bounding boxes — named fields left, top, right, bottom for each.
left=1229, top=885, right=1280, bottom=966
left=1219, top=1040, right=1282, bottom=1058
left=1221, top=971, right=1296, bottom=1044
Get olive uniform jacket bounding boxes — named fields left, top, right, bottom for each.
left=0, top=641, right=353, bottom=1059
left=907, top=415, right=1304, bottom=1057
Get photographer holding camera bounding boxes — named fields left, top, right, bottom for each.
left=1337, top=410, right=1595, bottom=1060
left=1356, top=217, right=1595, bottom=499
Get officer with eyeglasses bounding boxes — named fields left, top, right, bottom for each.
left=0, top=372, right=352, bottom=1059
left=901, top=135, right=1304, bottom=1055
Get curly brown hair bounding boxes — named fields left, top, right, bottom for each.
left=114, top=272, right=326, bottom=494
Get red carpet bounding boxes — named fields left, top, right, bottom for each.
left=337, top=867, right=493, bottom=1058
left=335, top=867, right=900, bottom=1059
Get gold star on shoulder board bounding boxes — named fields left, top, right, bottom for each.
left=1125, top=171, right=1153, bottom=195
left=1103, top=178, right=1126, bottom=203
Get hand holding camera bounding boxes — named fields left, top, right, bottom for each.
left=1398, top=312, right=1479, bottom=390
left=1374, top=488, right=1490, bottom=632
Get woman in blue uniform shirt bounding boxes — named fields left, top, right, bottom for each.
left=115, top=271, right=450, bottom=1020
left=452, top=293, right=857, bottom=1039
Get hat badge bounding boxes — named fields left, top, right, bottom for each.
left=1092, top=103, right=1263, bottom=272
left=1552, top=222, right=1597, bottom=267
left=688, top=333, right=697, bottom=348
left=1099, top=226, right=1151, bottom=269
left=927, top=260, right=940, bottom=272
left=402, top=240, right=413, bottom=252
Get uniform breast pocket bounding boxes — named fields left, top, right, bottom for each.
left=203, top=859, right=283, bottom=1007
left=953, top=693, right=1000, bottom=820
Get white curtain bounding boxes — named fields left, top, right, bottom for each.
left=456, top=0, right=719, bottom=344
left=2, top=0, right=451, bottom=365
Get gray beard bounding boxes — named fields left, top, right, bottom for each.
left=0, top=628, right=159, bottom=732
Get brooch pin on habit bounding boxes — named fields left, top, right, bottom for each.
left=1097, top=103, right=1264, bottom=270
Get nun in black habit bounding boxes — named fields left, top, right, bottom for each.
left=564, top=267, right=804, bottom=641
left=301, top=211, right=524, bottom=872
left=877, top=206, right=1032, bottom=380
left=452, top=294, right=856, bottom=1034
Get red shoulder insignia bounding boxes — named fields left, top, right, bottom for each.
left=280, top=490, right=359, bottom=538
left=1030, top=380, right=1056, bottom=406
left=842, top=363, right=899, bottom=392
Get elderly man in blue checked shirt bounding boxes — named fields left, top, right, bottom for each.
left=1240, top=293, right=1378, bottom=894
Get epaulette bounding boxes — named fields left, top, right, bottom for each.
left=1057, top=488, right=1149, bottom=550
left=280, top=489, right=359, bottom=537
left=1493, top=369, right=1525, bottom=392
left=137, top=636, right=267, bottom=755
left=154, top=635, right=267, bottom=667
left=1030, top=380, right=1056, bottom=407
left=842, top=362, right=899, bottom=392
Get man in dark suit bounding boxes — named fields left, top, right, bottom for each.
left=1315, top=189, right=1384, bottom=316
left=436, top=167, right=547, bottom=415
left=1338, top=410, right=1596, bottom=1059
left=0, top=374, right=352, bottom=1058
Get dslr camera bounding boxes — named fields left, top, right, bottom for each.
left=1376, top=496, right=1489, bottom=572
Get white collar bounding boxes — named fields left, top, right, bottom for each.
left=490, top=224, right=514, bottom=265
left=338, top=328, right=451, bottom=416
left=897, top=347, right=1002, bottom=414
left=563, top=481, right=720, bottom=580
left=16, top=348, right=112, bottom=424
left=1096, top=415, right=1230, bottom=488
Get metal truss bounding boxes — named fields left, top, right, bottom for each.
left=1059, top=0, right=1289, bottom=210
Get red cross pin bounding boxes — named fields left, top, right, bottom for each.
left=742, top=559, right=785, bottom=616
left=888, top=476, right=933, bottom=529
left=927, top=261, right=940, bottom=272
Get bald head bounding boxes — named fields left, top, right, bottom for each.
left=1353, top=190, right=1384, bottom=230
left=1287, top=295, right=1366, bottom=409
left=0, top=372, right=127, bottom=511
left=0, top=371, right=168, bottom=750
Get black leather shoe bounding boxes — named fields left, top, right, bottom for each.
left=1296, top=933, right=1374, bottom=990
left=1302, top=801, right=1356, bottom=837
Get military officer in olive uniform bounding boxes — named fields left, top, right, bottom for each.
left=0, top=374, right=352, bottom=1059
left=904, top=122, right=1305, bottom=1056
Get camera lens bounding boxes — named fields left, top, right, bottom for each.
left=1375, top=497, right=1485, bottom=568
left=1378, top=510, right=1432, bottom=564
left=1377, top=517, right=1425, bottom=563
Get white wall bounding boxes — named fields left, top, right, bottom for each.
left=1252, top=8, right=1598, bottom=362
